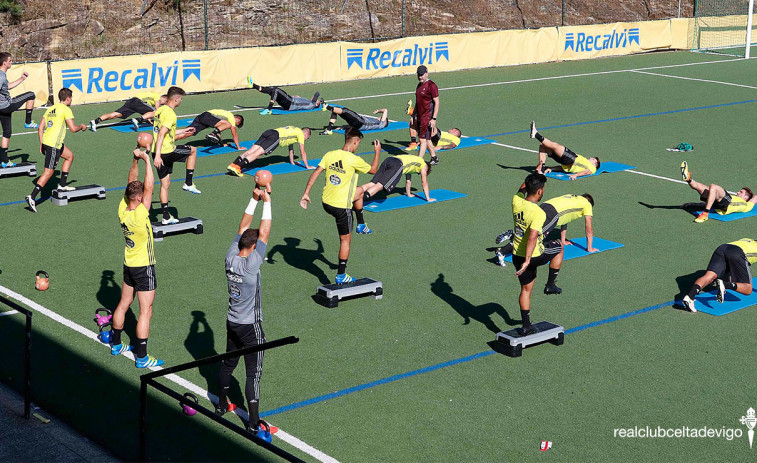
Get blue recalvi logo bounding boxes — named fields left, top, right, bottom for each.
left=346, top=42, right=449, bottom=70
left=564, top=28, right=640, bottom=52
left=61, top=59, right=201, bottom=94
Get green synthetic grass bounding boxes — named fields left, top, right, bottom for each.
left=0, top=50, right=755, bottom=461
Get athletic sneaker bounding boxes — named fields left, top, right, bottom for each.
left=57, top=184, right=75, bottom=192
left=111, top=343, right=132, bottom=356
left=1, top=161, right=16, bottom=168
left=319, top=98, right=327, bottom=111
left=356, top=223, right=372, bottom=234
left=132, top=119, right=141, bottom=131
left=406, top=100, right=413, bottom=115
left=693, top=211, right=709, bottom=223
left=518, top=325, right=538, bottom=336
left=529, top=121, right=537, bottom=139
left=495, top=229, right=513, bottom=244
left=429, top=156, right=440, bottom=165
left=135, top=355, right=164, bottom=368
left=25, top=195, right=37, bottom=213
left=214, top=401, right=236, bottom=416
left=89, top=120, right=97, bottom=132
left=259, top=109, right=272, bottom=115
left=494, top=250, right=507, bottom=268
left=24, top=121, right=39, bottom=129
left=162, top=215, right=179, bottom=225
left=405, top=142, right=418, bottom=151
left=227, top=163, right=243, bottom=177
left=247, top=421, right=272, bottom=443
left=680, top=161, right=691, bottom=182
left=681, top=295, right=697, bottom=313
left=183, top=183, right=201, bottom=194
left=335, top=273, right=355, bottom=284
left=319, top=129, right=333, bottom=135
left=715, top=279, right=726, bottom=304
left=205, top=132, right=221, bottom=144
left=544, top=284, right=563, bottom=295
left=246, top=76, right=254, bottom=88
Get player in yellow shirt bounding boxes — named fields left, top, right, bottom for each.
left=227, top=126, right=312, bottom=176
left=530, top=121, right=600, bottom=180
left=110, top=147, right=164, bottom=368
left=300, top=128, right=381, bottom=283
left=151, top=86, right=200, bottom=225
left=176, top=109, right=244, bottom=149
left=511, top=173, right=564, bottom=335
left=90, top=91, right=167, bottom=132
left=681, top=238, right=757, bottom=313
left=359, top=154, right=436, bottom=204
left=405, top=124, right=462, bottom=154
left=25, top=88, right=87, bottom=212
left=680, top=161, right=757, bottom=223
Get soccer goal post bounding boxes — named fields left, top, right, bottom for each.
left=692, top=0, right=756, bottom=58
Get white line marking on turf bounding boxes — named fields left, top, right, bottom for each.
left=0, top=310, right=19, bottom=317
left=630, top=70, right=757, bottom=90
left=0, top=284, right=339, bottom=463
left=492, top=142, right=538, bottom=153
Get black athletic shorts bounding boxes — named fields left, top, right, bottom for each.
left=323, top=202, right=353, bottom=236
left=42, top=144, right=64, bottom=170
left=115, top=97, right=154, bottom=118
left=511, top=240, right=563, bottom=286
left=540, top=203, right=559, bottom=237
left=0, top=91, right=35, bottom=138
left=187, top=111, right=221, bottom=134
left=551, top=147, right=578, bottom=166
left=371, top=157, right=404, bottom=193
left=253, top=129, right=280, bottom=155
left=699, top=191, right=732, bottom=212
left=154, top=145, right=193, bottom=179
left=706, top=244, right=752, bottom=284
left=123, top=264, right=157, bottom=292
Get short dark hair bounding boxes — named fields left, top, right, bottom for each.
left=582, top=193, right=595, bottom=207
left=344, top=127, right=363, bottom=142
left=524, top=173, right=547, bottom=195
left=238, top=229, right=260, bottom=250
left=235, top=114, right=244, bottom=128
left=0, top=52, right=11, bottom=64
left=425, top=161, right=433, bottom=176
left=451, top=127, right=462, bottom=136
left=594, top=156, right=601, bottom=169
left=125, top=180, right=144, bottom=199
left=167, top=86, right=185, bottom=99
left=742, top=187, right=754, bottom=201
left=58, top=88, right=73, bottom=101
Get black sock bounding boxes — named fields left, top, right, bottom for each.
left=30, top=184, right=42, bottom=200
left=135, top=116, right=145, bottom=124
left=111, top=327, right=123, bottom=346
left=687, top=284, right=701, bottom=299
left=547, top=268, right=560, bottom=286
left=703, top=208, right=711, bottom=214
left=25, top=109, right=32, bottom=124
left=725, top=281, right=737, bottom=291
left=218, top=386, right=230, bottom=410
left=267, top=101, right=274, bottom=110
left=0, top=147, right=8, bottom=163
left=185, top=169, right=194, bottom=186
left=248, top=400, right=260, bottom=426
left=59, top=171, right=69, bottom=187
left=535, top=132, right=545, bottom=143
left=135, top=337, right=148, bottom=358
left=363, top=191, right=372, bottom=201
left=252, top=83, right=261, bottom=91
left=410, top=136, right=417, bottom=143
left=94, top=117, right=103, bottom=124
left=161, top=202, right=170, bottom=220
left=500, top=243, right=514, bottom=255
left=520, top=309, right=531, bottom=328
left=210, top=128, right=221, bottom=138
left=354, top=209, right=365, bottom=225
left=337, top=259, right=348, bottom=275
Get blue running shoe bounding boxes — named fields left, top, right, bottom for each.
left=495, top=229, right=513, bottom=244
left=259, top=109, right=272, bottom=115
left=335, top=273, right=355, bottom=284
left=495, top=250, right=507, bottom=268
left=24, top=121, right=39, bottom=129
left=111, top=343, right=132, bottom=356
left=1, top=161, right=16, bottom=168
left=135, top=355, right=164, bottom=368
left=356, top=223, right=372, bottom=234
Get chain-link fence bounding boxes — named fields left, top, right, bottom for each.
left=2, top=0, right=695, bottom=61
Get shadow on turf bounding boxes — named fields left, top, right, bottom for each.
left=496, top=163, right=533, bottom=174
left=267, top=237, right=336, bottom=285
left=430, top=273, right=518, bottom=333
left=672, top=269, right=708, bottom=311
left=638, top=201, right=704, bottom=212
left=96, top=270, right=138, bottom=341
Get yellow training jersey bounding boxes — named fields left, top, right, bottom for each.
left=118, top=198, right=155, bottom=267
left=151, top=105, right=177, bottom=154
left=209, top=109, right=236, bottom=126
left=566, top=154, right=597, bottom=175
left=41, top=103, right=74, bottom=149
left=545, top=194, right=593, bottom=227
left=719, top=197, right=755, bottom=215
left=395, top=154, right=425, bottom=175
left=136, top=91, right=161, bottom=107
left=435, top=131, right=460, bottom=148
left=729, top=238, right=757, bottom=265
left=512, top=194, right=546, bottom=258
left=318, top=149, right=371, bottom=209
left=276, top=126, right=305, bottom=147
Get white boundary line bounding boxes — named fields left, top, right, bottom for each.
left=0, top=310, right=19, bottom=317
left=630, top=70, right=757, bottom=90
left=0, top=284, right=339, bottom=463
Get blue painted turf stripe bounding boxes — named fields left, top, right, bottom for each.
left=261, top=300, right=672, bottom=418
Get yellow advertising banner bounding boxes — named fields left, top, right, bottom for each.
left=558, top=20, right=675, bottom=61
left=6, top=62, right=49, bottom=107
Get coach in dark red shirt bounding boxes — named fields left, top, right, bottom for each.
left=414, top=65, right=440, bottom=165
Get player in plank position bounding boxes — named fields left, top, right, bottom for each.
left=681, top=238, right=757, bottom=313
left=494, top=193, right=597, bottom=267
left=25, top=88, right=87, bottom=212
left=359, top=154, right=436, bottom=209
left=319, top=105, right=388, bottom=135
left=90, top=91, right=167, bottom=132
left=176, top=109, right=244, bottom=150
left=110, top=146, right=164, bottom=368
left=0, top=52, right=39, bottom=168
left=226, top=126, right=312, bottom=176
left=300, top=128, right=381, bottom=283
left=215, top=185, right=272, bottom=436
left=152, top=86, right=201, bottom=224
left=680, top=161, right=757, bottom=223
left=511, top=173, right=565, bottom=335
left=247, top=78, right=322, bottom=114
left=530, top=121, right=600, bottom=180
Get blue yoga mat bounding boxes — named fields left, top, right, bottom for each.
left=364, top=189, right=466, bottom=212
left=242, top=159, right=321, bottom=177
left=197, top=140, right=255, bottom=158
left=452, top=136, right=496, bottom=150
left=687, top=207, right=757, bottom=222
left=503, top=236, right=624, bottom=263
left=333, top=120, right=407, bottom=134
left=676, top=278, right=757, bottom=316
left=108, top=118, right=192, bottom=133
left=545, top=162, right=635, bottom=181
left=270, top=104, right=341, bottom=115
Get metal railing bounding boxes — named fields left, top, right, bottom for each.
left=0, top=295, right=33, bottom=419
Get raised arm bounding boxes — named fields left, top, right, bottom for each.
left=368, top=140, right=381, bottom=174
left=300, top=167, right=324, bottom=209
left=257, top=190, right=272, bottom=245
left=374, top=108, right=388, bottom=122
left=237, top=188, right=262, bottom=234
left=8, top=72, right=28, bottom=90
left=128, top=150, right=141, bottom=184
left=141, top=151, right=154, bottom=209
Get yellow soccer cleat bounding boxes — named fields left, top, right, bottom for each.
left=227, top=163, right=243, bottom=177
left=693, top=211, right=709, bottom=223
left=406, top=100, right=413, bottom=115
left=680, top=161, right=691, bottom=182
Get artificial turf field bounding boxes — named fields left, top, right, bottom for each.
left=0, top=49, right=756, bottom=461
